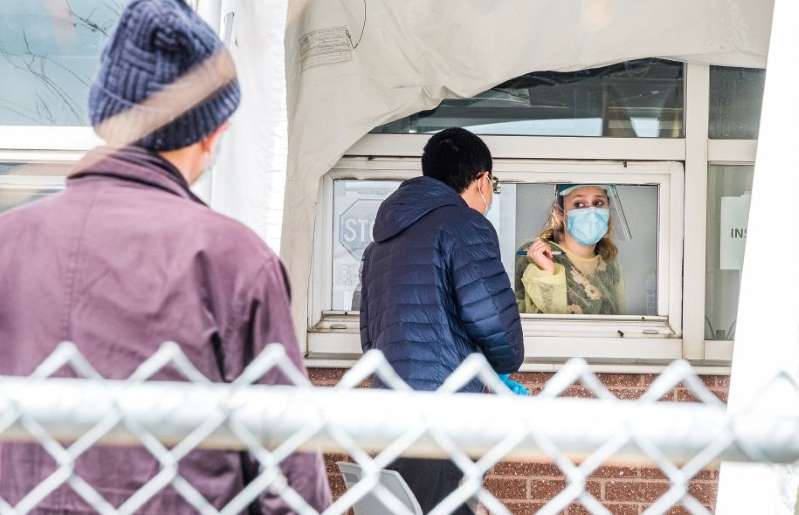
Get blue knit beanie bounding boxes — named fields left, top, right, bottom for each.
left=89, top=0, right=240, bottom=151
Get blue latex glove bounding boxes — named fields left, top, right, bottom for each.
left=498, top=374, right=529, bottom=396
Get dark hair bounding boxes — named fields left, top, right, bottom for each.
left=421, top=127, right=492, bottom=193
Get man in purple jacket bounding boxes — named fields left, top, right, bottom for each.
left=0, top=0, right=331, bottom=513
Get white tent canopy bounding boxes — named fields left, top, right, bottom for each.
left=208, top=0, right=289, bottom=250
left=715, top=0, right=799, bottom=511
left=280, top=0, right=773, bottom=339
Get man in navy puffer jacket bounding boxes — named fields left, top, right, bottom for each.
left=360, top=127, right=524, bottom=513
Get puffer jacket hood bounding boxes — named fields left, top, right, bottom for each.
left=373, top=176, right=465, bottom=243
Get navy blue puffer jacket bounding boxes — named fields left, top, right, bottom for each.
left=360, top=176, right=524, bottom=392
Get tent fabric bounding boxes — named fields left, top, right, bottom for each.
left=209, top=0, right=289, bottom=250
left=282, top=0, right=773, bottom=341
left=715, top=0, right=798, bottom=511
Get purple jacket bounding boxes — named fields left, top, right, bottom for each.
left=0, top=147, right=331, bottom=514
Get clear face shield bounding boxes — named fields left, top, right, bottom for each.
left=555, top=183, right=632, bottom=241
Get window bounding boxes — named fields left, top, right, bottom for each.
left=312, top=159, right=684, bottom=361
left=705, top=164, right=754, bottom=341
left=0, top=0, right=124, bottom=126
left=329, top=181, right=661, bottom=317
left=509, top=183, right=658, bottom=317
left=709, top=67, right=765, bottom=139
left=0, top=162, right=70, bottom=213
left=372, top=59, right=684, bottom=138
left=701, top=66, right=761, bottom=360
left=302, top=60, right=768, bottom=367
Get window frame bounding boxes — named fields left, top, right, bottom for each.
left=684, top=65, right=759, bottom=364
left=309, top=157, right=685, bottom=365
left=0, top=149, right=86, bottom=208
left=0, top=173, right=67, bottom=193
left=303, top=63, right=762, bottom=370
left=0, top=127, right=99, bottom=153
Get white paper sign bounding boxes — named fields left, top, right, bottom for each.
left=720, top=192, right=751, bottom=271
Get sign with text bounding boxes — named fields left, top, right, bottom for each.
left=332, top=180, right=400, bottom=311
left=339, top=199, right=382, bottom=259
left=720, top=192, right=751, bottom=271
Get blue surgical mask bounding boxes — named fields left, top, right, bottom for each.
left=566, top=207, right=610, bottom=246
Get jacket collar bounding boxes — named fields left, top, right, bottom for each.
left=68, top=146, right=206, bottom=205
left=373, top=176, right=467, bottom=243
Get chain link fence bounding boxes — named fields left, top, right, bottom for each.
left=1, top=341, right=797, bottom=515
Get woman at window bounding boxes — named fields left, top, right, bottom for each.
left=515, top=184, right=625, bottom=315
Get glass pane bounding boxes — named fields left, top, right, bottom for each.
left=709, top=67, right=765, bottom=139
left=0, top=186, right=61, bottom=212
left=705, top=164, right=755, bottom=340
left=332, top=180, right=401, bottom=311
left=510, top=184, right=658, bottom=316
left=0, top=161, right=72, bottom=176
left=333, top=178, right=660, bottom=317
left=0, top=0, right=124, bottom=126
left=373, top=59, right=684, bottom=138
left=0, top=162, right=69, bottom=213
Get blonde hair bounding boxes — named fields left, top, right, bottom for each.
left=538, top=199, right=618, bottom=261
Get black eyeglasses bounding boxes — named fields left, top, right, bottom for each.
left=486, top=172, right=501, bottom=194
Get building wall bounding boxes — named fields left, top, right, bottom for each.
left=309, top=369, right=730, bottom=514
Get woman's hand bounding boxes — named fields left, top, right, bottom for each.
left=527, top=238, right=556, bottom=274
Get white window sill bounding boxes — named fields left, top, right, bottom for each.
left=308, top=313, right=733, bottom=371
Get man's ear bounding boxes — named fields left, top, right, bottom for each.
left=476, top=172, right=487, bottom=194
left=200, top=121, right=230, bottom=153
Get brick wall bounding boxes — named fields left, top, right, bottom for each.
left=309, top=369, right=730, bottom=514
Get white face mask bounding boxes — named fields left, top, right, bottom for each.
left=202, top=136, right=224, bottom=176
left=478, top=181, right=492, bottom=215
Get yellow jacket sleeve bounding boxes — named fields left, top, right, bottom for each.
left=513, top=243, right=533, bottom=312
left=520, top=263, right=569, bottom=314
